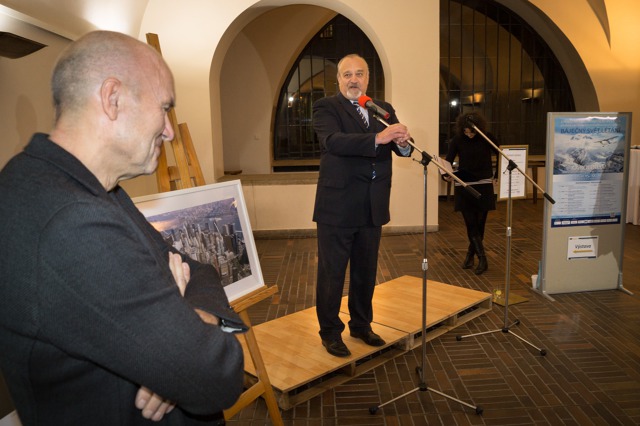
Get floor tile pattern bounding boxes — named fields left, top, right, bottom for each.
left=228, top=199, right=640, bottom=425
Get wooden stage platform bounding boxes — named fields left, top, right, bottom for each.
left=240, top=275, right=491, bottom=410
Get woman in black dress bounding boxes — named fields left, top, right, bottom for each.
left=444, top=112, right=498, bottom=275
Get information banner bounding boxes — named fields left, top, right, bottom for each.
left=540, top=112, right=632, bottom=295
left=550, top=115, right=628, bottom=227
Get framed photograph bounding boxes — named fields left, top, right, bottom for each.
left=133, top=180, right=264, bottom=302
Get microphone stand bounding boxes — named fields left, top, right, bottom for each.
left=454, top=122, right=552, bottom=356
left=368, top=114, right=483, bottom=416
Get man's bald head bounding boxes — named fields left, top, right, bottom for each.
left=51, top=31, right=168, bottom=122
left=48, top=30, right=176, bottom=190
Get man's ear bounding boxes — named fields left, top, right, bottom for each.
left=101, top=77, right=121, bottom=121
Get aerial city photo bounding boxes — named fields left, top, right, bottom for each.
left=147, top=197, right=252, bottom=287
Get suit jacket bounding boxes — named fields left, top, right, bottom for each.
left=312, top=93, right=412, bottom=227
left=0, top=134, right=245, bottom=425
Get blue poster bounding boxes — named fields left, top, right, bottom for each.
left=551, top=114, right=627, bottom=227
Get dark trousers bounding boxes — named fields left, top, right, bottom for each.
left=316, top=222, right=382, bottom=341
left=461, top=209, right=489, bottom=243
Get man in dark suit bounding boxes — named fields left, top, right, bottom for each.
left=0, top=31, right=245, bottom=425
left=312, top=54, right=413, bottom=357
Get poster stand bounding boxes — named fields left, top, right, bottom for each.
left=539, top=112, right=633, bottom=297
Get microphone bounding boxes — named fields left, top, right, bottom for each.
left=358, top=95, right=390, bottom=120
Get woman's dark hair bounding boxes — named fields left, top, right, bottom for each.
left=455, top=111, right=488, bottom=135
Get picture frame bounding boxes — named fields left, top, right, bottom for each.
left=133, top=180, right=264, bottom=302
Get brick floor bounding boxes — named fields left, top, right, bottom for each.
left=227, top=199, right=640, bottom=425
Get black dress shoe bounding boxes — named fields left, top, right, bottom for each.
left=350, top=330, right=386, bottom=346
left=322, top=338, right=351, bottom=357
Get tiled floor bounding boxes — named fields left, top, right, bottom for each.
left=228, top=199, right=640, bottom=425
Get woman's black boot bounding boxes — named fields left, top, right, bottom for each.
left=471, top=237, right=488, bottom=275
left=462, top=244, right=475, bottom=269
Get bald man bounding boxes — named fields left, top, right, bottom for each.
left=0, top=31, right=244, bottom=425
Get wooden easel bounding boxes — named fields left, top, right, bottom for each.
left=146, top=33, right=206, bottom=192
left=226, top=286, right=282, bottom=424
left=146, top=33, right=283, bottom=425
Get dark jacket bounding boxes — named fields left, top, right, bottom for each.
left=0, top=134, right=244, bottom=425
left=312, top=93, right=412, bottom=227
left=445, top=132, right=498, bottom=212
left=445, top=132, right=498, bottom=182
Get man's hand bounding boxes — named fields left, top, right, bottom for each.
left=133, top=252, right=189, bottom=420
left=135, top=386, right=176, bottom=422
left=375, top=123, right=411, bottom=146
left=195, top=308, right=220, bottom=325
left=395, top=138, right=410, bottom=148
left=168, top=252, right=190, bottom=296
left=168, top=252, right=219, bottom=325
left=133, top=252, right=221, bottom=418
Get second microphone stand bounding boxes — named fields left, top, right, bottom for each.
left=368, top=114, right=483, bottom=416
left=454, top=123, right=552, bottom=356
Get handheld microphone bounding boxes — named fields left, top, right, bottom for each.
left=358, top=95, right=390, bottom=120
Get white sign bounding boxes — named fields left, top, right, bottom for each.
left=498, top=145, right=528, bottom=200
left=567, top=236, right=598, bottom=260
